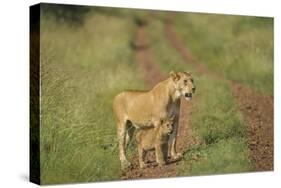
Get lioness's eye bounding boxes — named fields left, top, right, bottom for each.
left=184, top=80, right=188, bottom=84
left=190, top=79, right=194, bottom=83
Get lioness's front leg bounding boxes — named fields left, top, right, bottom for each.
left=169, top=119, right=182, bottom=159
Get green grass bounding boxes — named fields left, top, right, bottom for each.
left=40, top=8, right=146, bottom=184
left=174, top=13, right=273, bottom=95
left=147, top=16, right=252, bottom=176
left=181, top=137, right=250, bottom=175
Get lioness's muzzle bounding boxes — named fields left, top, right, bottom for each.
left=168, top=129, right=173, bottom=135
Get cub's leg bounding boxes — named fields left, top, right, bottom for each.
left=138, top=145, right=147, bottom=169
left=155, top=144, right=166, bottom=166
left=117, top=120, right=131, bottom=169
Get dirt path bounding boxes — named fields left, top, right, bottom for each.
left=164, top=17, right=273, bottom=171
left=231, top=83, right=273, bottom=171
left=122, top=24, right=196, bottom=180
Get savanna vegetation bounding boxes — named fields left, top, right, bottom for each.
left=37, top=4, right=273, bottom=184
left=174, top=13, right=273, bottom=95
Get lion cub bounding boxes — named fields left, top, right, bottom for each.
left=136, top=116, right=174, bottom=168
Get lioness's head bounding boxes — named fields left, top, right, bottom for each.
left=170, top=71, right=196, bottom=101
left=159, top=116, right=174, bottom=136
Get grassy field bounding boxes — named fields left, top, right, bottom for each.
left=37, top=5, right=272, bottom=184
left=40, top=6, right=147, bottom=184
left=174, top=13, right=273, bottom=95
left=147, top=16, right=252, bottom=176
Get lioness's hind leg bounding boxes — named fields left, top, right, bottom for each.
left=117, top=121, right=131, bottom=169
left=125, top=122, right=135, bottom=148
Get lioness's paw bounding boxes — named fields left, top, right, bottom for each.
left=172, top=153, right=183, bottom=160
left=121, top=160, right=131, bottom=170
left=140, top=162, right=148, bottom=169
left=176, top=153, right=183, bottom=158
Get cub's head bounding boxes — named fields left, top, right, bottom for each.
left=170, top=71, right=196, bottom=101
left=159, top=116, right=175, bottom=136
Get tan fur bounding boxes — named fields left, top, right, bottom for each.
left=136, top=117, right=174, bottom=168
left=113, top=71, right=196, bottom=169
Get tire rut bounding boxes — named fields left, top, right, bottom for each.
left=164, top=16, right=273, bottom=171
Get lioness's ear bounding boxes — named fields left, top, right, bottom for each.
left=184, top=71, right=192, bottom=76
left=170, top=71, right=180, bottom=82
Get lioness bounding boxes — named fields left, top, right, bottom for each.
left=113, top=71, right=196, bottom=169
left=136, top=116, right=174, bottom=168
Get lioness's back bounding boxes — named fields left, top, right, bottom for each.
left=113, top=90, right=148, bottom=113
left=113, top=90, right=155, bottom=123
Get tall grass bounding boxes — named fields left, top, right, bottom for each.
left=147, top=16, right=251, bottom=176
left=40, top=8, right=146, bottom=184
left=174, top=13, right=273, bottom=95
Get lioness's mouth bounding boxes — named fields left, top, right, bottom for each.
left=184, top=93, right=192, bottom=101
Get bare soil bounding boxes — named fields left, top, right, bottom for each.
left=134, top=26, right=165, bottom=86
left=164, top=17, right=273, bottom=172
left=231, top=82, right=273, bottom=171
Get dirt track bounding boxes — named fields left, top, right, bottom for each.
left=123, top=14, right=273, bottom=179
left=165, top=16, right=273, bottom=172
left=122, top=24, right=197, bottom=180
left=231, top=83, right=273, bottom=171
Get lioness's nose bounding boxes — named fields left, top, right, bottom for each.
left=185, top=93, right=192, bottom=98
